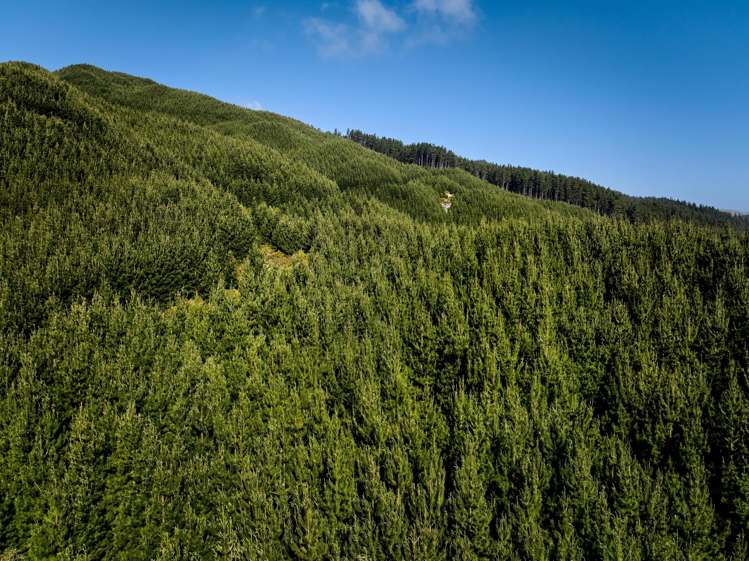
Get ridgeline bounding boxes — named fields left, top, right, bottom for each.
left=346, top=129, right=749, bottom=230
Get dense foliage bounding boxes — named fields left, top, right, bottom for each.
left=346, top=129, right=749, bottom=230
left=1, top=62, right=748, bottom=561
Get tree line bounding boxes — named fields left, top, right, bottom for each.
left=346, top=129, right=748, bottom=229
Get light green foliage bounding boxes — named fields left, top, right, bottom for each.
left=1, top=62, right=748, bottom=560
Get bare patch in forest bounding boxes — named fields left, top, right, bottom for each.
left=260, top=244, right=308, bottom=269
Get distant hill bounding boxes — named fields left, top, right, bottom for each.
left=346, top=129, right=749, bottom=230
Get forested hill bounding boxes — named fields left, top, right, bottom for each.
left=1, top=62, right=748, bottom=560
left=346, top=129, right=748, bottom=229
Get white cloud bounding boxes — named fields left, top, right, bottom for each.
left=304, top=0, right=477, bottom=57
left=305, top=18, right=352, bottom=57
left=305, top=1, right=404, bottom=57
left=412, top=0, right=477, bottom=25
left=243, top=100, right=264, bottom=111
left=356, top=0, right=405, bottom=33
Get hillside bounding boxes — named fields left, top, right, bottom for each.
left=1, top=62, right=748, bottom=561
left=346, top=129, right=749, bottom=230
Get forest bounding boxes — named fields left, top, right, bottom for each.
left=346, top=129, right=749, bottom=229
left=0, top=61, right=748, bottom=561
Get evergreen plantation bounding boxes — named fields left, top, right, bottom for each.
left=0, top=61, right=748, bottom=560
left=345, top=129, right=749, bottom=230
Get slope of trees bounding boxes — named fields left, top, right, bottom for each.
left=346, top=129, right=749, bottom=230
left=1, top=62, right=748, bottom=561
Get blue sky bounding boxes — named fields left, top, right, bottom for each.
left=2, top=0, right=748, bottom=211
